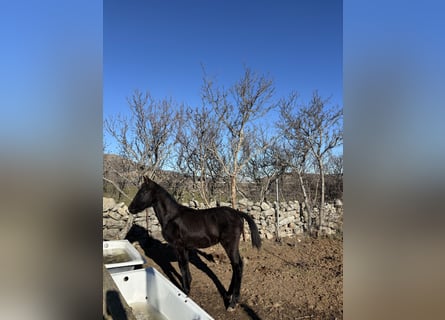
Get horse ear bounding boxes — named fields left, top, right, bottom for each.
left=143, top=176, right=150, bottom=184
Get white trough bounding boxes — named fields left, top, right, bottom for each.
left=111, top=267, right=214, bottom=320
left=103, top=240, right=145, bottom=274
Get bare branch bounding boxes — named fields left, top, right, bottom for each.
left=102, top=177, right=131, bottom=200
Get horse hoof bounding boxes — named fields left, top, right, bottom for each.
left=227, top=306, right=236, bottom=312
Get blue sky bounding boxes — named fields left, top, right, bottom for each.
left=104, top=0, right=342, bottom=151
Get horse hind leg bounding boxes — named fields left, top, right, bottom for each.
left=222, top=242, right=244, bottom=311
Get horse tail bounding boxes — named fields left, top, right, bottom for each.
left=238, top=211, right=262, bottom=249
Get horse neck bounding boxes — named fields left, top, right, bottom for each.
left=152, top=190, right=180, bottom=227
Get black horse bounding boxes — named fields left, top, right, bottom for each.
left=128, top=176, right=261, bottom=311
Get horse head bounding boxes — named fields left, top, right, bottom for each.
left=128, top=176, right=155, bottom=214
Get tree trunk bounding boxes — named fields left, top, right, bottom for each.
left=297, top=169, right=313, bottom=233
left=230, top=174, right=237, bottom=209
left=199, top=177, right=209, bottom=207
left=313, top=176, right=319, bottom=210
left=275, top=179, right=281, bottom=242
left=319, top=160, right=325, bottom=235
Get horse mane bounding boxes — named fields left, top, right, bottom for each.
left=147, top=178, right=179, bottom=206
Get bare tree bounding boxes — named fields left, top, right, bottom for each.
left=103, top=154, right=133, bottom=201
left=176, top=104, right=223, bottom=205
left=202, top=67, right=276, bottom=208
left=326, top=153, right=343, bottom=200
left=327, top=153, right=343, bottom=177
left=104, top=89, right=180, bottom=193
left=243, top=134, right=283, bottom=203
left=274, top=136, right=314, bottom=232
left=279, top=91, right=343, bottom=235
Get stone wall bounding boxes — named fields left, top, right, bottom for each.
left=102, top=198, right=134, bottom=240
left=102, top=197, right=343, bottom=240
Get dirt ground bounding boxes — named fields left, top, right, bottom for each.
left=125, top=225, right=343, bottom=320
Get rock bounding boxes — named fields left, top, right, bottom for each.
left=136, top=211, right=147, bottom=218
left=116, top=202, right=125, bottom=208
left=103, top=228, right=119, bottom=240
left=260, top=202, right=270, bottom=211
left=108, top=211, right=122, bottom=221
left=328, top=222, right=337, bottom=229
left=265, top=232, right=274, bottom=240
left=117, top=207, right=128, bottom=216
left=262, top=208, right=275, bottom=217
left=334, top=199, right=343, bottom=208
left=219, top=202, right=231, bottom=207
left=279, top=231, right=291, bottom=238
left=189, top=200, right=198, bottom=208
left=251, top=211, right=261, bottom=219
left=279, top=216, right=295, bottom=226
left=103, top=197, right=116, bottom=211
left=239, top=198, right=254, bottom=207
left=106, top=219, right=126, bottom=229
left=209, top=201, right=217, bottom=208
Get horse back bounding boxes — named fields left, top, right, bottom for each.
left=165, top=206, right=243, bottom=249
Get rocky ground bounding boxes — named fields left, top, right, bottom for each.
left=126, top=226, right=343, bottom=320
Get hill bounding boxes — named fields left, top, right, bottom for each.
left=103, top=154, right=342, bottom=205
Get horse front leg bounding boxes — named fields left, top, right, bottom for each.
left=176, top=247, right=192, bottom=295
